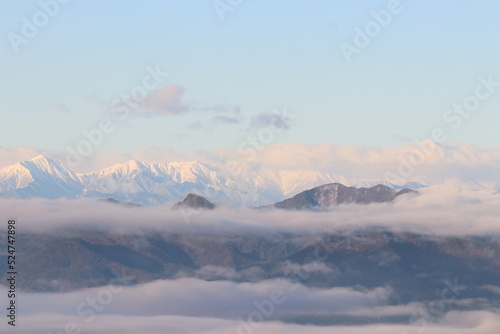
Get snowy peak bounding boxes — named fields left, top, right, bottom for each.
left=115, top=160, right=146, bottom=172
left=22, top=155, right=80, bottom=181
left=157, top=161, right=217, bottom=184
left=28, top=154, right=57, bottom=164
left=0, top=155, right=83, bottom=199
left=0, top=161, right=35, bottom=189
left=91, top=160, right=153, bottom=178
left=81, top=159, right=233, bottom=206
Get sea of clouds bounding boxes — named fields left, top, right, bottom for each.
left=1, top=181, right=499, bottom=333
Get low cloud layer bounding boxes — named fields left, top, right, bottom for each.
left=0, top=183, right=499, bottom=334
left=0, top=279, right=498, bottom=334
left=2, top=312, right=498, bottom=334
left=1, top=186, right=500, bottom=237
left=6, top=279, right=391, bottom=318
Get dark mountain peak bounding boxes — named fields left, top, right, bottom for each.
left=172, top=193, right=215, bottom=210
left=271, top=183, right=417, bottom=210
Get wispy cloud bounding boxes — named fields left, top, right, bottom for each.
left=251, top=111, right=292, bottom=130
left=212, top=115, right=240, bottom=124
left=136, top=85, right=241, bottom=119
left=139, top=84, right=189, bottom=115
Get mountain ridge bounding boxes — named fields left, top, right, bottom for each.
left=0, top=155, right=83, bottom=199
left=265, top=183, right=417, bottom=210
left=1, top=229, right=498, bottom=299
left=0, top=154, right=480, bottom=206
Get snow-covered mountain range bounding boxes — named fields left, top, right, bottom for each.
left=0, top=154, right=497, bottom=206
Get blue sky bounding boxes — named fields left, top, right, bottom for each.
left=1, top=0, right=499, bottom=156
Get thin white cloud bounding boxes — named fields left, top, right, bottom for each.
left=278, top=261, right=335, bottom=276
left=1, top=306, right=498, bottom=334
left=137, top=85, right=241, bottom=119
left=7, top=278, right=391, bottom=318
